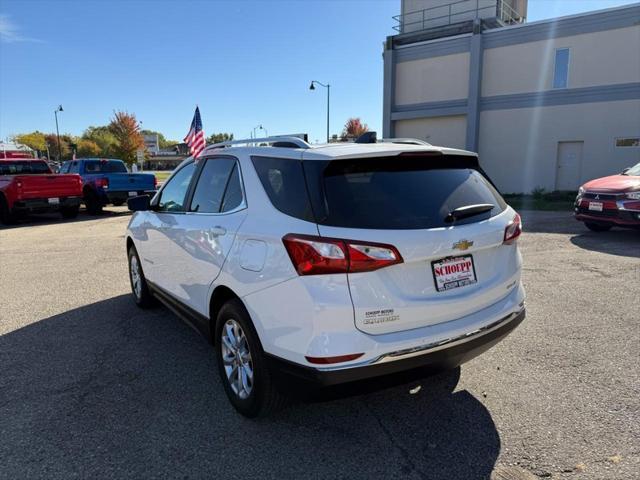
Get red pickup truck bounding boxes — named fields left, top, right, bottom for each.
left=0, top=156, right=83, bottom=224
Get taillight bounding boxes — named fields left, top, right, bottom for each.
left=154, top=175, right=158, bottom=189
left=503, top=213, right=522, bottom=245
left=282, top=234, right=403, bottom=276
left=96, top=178, right=109, bottom=189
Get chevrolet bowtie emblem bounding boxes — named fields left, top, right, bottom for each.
left=453, top=240, right=474, bottom=251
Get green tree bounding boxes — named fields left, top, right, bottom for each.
left=82, top=126, right=118, bottom=158
left=13, top=131, right=47, bottom=154
left=76, top=139, right=101, bottom=157
left=108, top=111, right=145, bottom=166
left=45, top=133, right=71, bottom=160
left=207, top=132, right=234, bottom=144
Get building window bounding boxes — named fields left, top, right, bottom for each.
left=615, top=137, right=640, bottom=147
left=553, top=48, right=570, bottom=89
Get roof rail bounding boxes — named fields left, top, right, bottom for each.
left=203, top=135, right=311, bottom=153
left=381, top=138, right=431, bottom=146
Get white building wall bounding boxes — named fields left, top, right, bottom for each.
left=478, top=100, right=640, bottom=193
left=395, top=52, right=470, bottom=104
left=482, top=25, right=640, bottom=96
left=395, top=115, right=468, bottom=149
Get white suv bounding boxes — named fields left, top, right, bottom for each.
left=126, top=136, right=525, bottom=417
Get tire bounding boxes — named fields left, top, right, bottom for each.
left=60, top=205, right=80, bottom=219
left=585, top=222, right=612, bottom=232
left=84, top=190, right=103, bottom=215
left=128, top=246, right=156, bottom=308
left=215, top=299, right=288, bottom=418
left=0, top=196, right=16, bottom=225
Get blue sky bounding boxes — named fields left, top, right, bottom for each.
left=0, top=0, right=635, bottom=143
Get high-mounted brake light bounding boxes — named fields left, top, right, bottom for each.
left=503, top=213, right=522, bottom=245
left=282, top=234, right=403, bottom=276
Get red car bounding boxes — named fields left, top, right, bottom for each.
left=0, top=156, right=83, bottom=224
left=575, top=162, right=640, bottom=231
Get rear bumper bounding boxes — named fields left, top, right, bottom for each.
left=11, top=196, right=81, bottom=213
left=266, top=307, right=525, bottom=388
left=99, top=190, right=156, bottom=205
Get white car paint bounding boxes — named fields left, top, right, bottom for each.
left=127, top=140, right=524, bottom=371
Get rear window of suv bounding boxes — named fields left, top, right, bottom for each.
left=252, top=154, right=506, bottom=229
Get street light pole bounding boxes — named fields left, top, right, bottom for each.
left=54, top=105, right=63, bottom=161
left=253, top=124, right=267, bottom=139
left=309, top=81, right=330, bottom=143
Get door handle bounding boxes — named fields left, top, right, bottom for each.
left=210, top=226, right=227, bottom=236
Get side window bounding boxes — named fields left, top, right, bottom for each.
left=69, top=161, right=80, bottom=174
left=251, top=156, right=315, bottom=221
left=189, top=158, right=239, bottom=213
left=60, top=162, right=70, bottom=173
left=221, top=164, right=243, bottom=212
left=157, top=162, right=196, bottom=212
left=553, top=48, right=570, bottom=89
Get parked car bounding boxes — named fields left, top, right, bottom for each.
left=60, top=158, right=156, bottom=214
left=574, top=162, right=640, bottom=231
left=0, top=158, right=83, bottom=224
left=125, top=136, right=526, bottom=417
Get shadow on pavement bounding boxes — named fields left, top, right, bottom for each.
left=570, top=229, right=640, bottom=258
left=0, top=295, right=500, bottom=479
left=0, top=207, right=131, bottom=230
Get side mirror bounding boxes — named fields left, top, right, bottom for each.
left=127, top=195, right=151, bottom=212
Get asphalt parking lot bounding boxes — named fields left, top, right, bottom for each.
left=1, top=208, right=638, bottom=480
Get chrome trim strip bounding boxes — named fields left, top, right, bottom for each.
left=315, top=305, right=525, bottom=372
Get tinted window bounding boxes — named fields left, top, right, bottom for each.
left=553, top=48, right=570, bottom=89
left=305, top=156, right=506, bottom=230
left=0, top=161, right=51, bottom=175
left=69, top=161, right=80, bottom=173
left=251, top=156, right=315, bottom=221
left=60, top=162, right=71, bottom=174
left=83, top=160, right=128, bottom=173
left=189, top=158, right=236, bottom=213
left=221, top=164, right=243, bottom=212
left=157, top=162, right=196, bottom=212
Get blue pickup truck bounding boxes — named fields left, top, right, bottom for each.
left=60, top=158, right=156, bottom=214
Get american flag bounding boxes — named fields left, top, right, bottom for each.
left=184, top=106, right=206, bottom=158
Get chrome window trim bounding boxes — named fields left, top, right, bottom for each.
left=186, top=155, right=248, bottom=216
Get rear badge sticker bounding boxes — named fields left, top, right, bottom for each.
left=363, top=309, right=399, bottom=325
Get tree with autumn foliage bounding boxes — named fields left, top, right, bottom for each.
left=108, top=111, right=145, bottom=166
left=341, top=118, right=369, bottom=140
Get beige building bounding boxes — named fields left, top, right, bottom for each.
left=384, top=1, right=640, bottom=193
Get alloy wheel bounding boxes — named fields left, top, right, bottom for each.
left=221, top=319, right=254, bottom=399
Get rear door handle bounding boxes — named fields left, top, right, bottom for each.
left=211, top=226, right=227, bottom=236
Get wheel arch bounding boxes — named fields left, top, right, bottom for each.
left=126, top=236, right=135, bottom=254
left=209, top=285, right=251, bottom=344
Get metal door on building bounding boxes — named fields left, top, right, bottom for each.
left=556, top=141, right=584, bottom=191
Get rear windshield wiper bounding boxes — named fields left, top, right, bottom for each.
left=445, top=203, right=494, bottom=223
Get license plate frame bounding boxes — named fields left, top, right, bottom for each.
left=431, top=255, right=478, bottom=292
left=588, top=201, right=603, bottom=212
left=48, top=197, right=60, bottom=205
